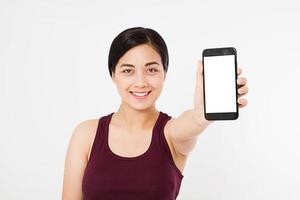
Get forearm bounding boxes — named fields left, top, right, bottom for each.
left=170, top=109, right=211, bottom=141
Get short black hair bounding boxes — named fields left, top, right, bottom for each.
left=108, top=27, right=169, bottom=77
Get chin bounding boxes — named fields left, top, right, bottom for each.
left=129, top=102, right=155, bottom=111
left=122, top=99, right=157, bottom=111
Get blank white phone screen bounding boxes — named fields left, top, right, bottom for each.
left=203, top=55, right=237, bottom=113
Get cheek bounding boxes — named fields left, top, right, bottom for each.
left=116, top=78, right=131, bottom=89
left=148, top=77, right=164, bottom=90
left=114, top=82, right=130, bottom=97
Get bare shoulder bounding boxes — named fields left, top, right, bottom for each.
left=75, top=118, right=99, bottom=132
left=71, top=119, right=99, bottom=157
left=74, top=119, right=99, bottom=138
left=62, top=119, right=99, bottom=199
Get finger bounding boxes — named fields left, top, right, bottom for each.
left=237, top=67, right=242, bottom=75
left=238, top=85, right=248, bottom=95
left=238, top=92, right=247, bottom=98
left=239, top=104, right=247, bottom=108
left=238, top=98, right=248, bottom=108
left=237, top=77, right=247, bottom=85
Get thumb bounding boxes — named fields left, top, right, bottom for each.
left=194, top=59, right=204, bottom=110
left=196, top=60, right=204, bottom=87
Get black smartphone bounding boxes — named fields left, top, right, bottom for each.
left=202, top=47, right=239, bottom=120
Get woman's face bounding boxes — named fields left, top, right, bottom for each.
left=112, top=44, right=166, bottom=111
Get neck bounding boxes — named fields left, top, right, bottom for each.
left=114, top=103, right=160, bottom=133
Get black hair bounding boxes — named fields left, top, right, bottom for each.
left=108, top=27, right=169, bottom=77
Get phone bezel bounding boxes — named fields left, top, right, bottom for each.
left=202, top=47, right=239, bottom=120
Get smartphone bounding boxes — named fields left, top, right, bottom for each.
left=202, top=47, right=239, bottom=120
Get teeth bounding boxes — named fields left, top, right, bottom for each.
left=133, top=92, right=148, bottom=96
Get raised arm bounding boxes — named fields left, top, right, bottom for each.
left=166, top=60, right=248, bottom=156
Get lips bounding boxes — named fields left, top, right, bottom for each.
left=129, top=91, right=151, bottom=98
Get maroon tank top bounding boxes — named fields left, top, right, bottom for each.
left=82, top=111, right=184, bottom=200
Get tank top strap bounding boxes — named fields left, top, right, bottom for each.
left=154, top=111, right=172, bottom=146
left=153, top=111, right=184, bottom=179
left=154, top=111, right=172, bottom=138
left=88, top=113, right=113, bottom=162
left=153, top=111, right=172, bottom=156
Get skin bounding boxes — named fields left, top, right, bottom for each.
left=62, top=43, right=248, bottom=199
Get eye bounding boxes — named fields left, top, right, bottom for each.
left=122, top=69, right=132, bottom=73
left=148, top=68, right=158, bottom=73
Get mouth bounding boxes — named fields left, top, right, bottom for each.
left=129, top=91, right=152, bottom=99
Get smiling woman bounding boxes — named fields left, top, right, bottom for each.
left=62, top=27, right=186, bottom=200
left=61, top=26, right=249, bottom=200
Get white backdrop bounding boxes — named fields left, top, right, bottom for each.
left=1, top=0, right=300, bottom=199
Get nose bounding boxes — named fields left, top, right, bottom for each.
left=134, top=71, right=148, bottom=87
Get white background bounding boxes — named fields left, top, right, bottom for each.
left=1, top=0, right=300, bottom=199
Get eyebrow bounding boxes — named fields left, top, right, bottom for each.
left=120, top=61, right=160, bottom=68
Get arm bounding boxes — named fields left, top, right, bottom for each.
left=167, top=109, right=210, bottom=156
left=62, top=119, right=97, bottom=200
left=168, top=60, right=248, bottom=156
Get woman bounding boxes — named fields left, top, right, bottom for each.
left=62, top=27, right=248, bottom=200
